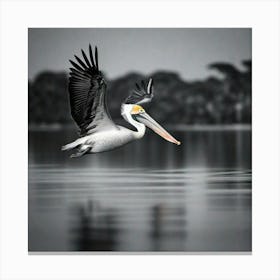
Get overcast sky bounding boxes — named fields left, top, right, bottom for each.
left=28, top=28, right=251, bottom=81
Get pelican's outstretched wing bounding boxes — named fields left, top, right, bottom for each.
left=124, top=78, right=154, bottom=105
left=69, top=45, right=116, bottom=136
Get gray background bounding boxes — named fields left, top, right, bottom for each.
left=28, top=28, right=251, bottom=81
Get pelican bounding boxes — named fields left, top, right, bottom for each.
left=62, top=45, right=181, bottom=158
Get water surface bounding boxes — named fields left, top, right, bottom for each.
left=28, top=129, right=251, bottom=252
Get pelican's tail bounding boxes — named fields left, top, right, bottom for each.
left=61, top=139, right=83, bottom=151
left=61, top=139, right=91, bottom=158
left=61, top=143, right=75, bottom=151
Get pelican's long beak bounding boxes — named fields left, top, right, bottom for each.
left=135, top=112, right=181, bottom=145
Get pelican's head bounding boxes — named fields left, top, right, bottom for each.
left=130, top=104, right=181, bottom=145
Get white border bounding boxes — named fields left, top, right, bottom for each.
left=1, top=0, right=279, bottom=279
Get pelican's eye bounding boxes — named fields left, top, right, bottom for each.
left=131, top=105, right=145, bottom=115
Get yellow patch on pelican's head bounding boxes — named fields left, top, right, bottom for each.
left=130, top=105, right=145, bottom=115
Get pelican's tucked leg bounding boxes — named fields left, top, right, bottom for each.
left=70, top=145, right=91, bottom=158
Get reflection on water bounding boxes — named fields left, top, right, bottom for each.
left=70, top=200, right=118, bottom=251
left=28, top=129, right=251, bottom=252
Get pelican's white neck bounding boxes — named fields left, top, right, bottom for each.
left=121, top=104, right=146, bottom=139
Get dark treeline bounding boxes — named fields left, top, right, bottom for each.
left=28, top=60, right=251, bottom=126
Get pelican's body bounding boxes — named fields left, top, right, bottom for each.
left=63, top=125, right=145, bottom=154
left=62, top=45, right=180, bottom=157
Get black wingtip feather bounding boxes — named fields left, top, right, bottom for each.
left=95, top=47, right=99, bottom=71
left=69, top=59, right=84, bottom=72
left=74, top=55, right=87, bottom=70
left=89, top=44, right=95, bottom=68
left=81, top=49, right=92, bottom=68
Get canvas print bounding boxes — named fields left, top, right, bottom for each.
left=28, top=28, right=252, bottom=252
